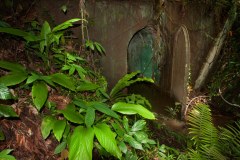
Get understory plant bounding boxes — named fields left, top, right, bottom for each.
left=0, top=17, right=158, bottom=159
left=187, top=103, right=240, bottom=159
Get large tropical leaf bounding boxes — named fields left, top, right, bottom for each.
left=50, top=73, right=76, bottom=91
left=0, top=72, right=27, bottom=86
left=32, top=81, right=48, bottom=111
left=41, top=116, right=56, bottom=139
left=69, top=126, right=94, bottom=160
left=112, top=102, right=155, bottom=120
left=53, top=119, right=66, bottom=141
left=57, top=104, right=84, bottom=124
left=52, top=18, right=82, bottom=32
left=0, top=104, right=18, bottom=118
left=85, top=106, right=95, bottom=128
left=90, top=102, right=119, bottom=119
left=110, top=71, right=154, bottom=99
left=94, top=123, right=122, bottom=159
left=0, top=60, right=26, bottom=72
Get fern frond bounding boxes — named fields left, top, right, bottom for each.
left=110, top=71, right=154, bottom=100
left=187, top=104, right=226, bottom=159
left=219, top=120, right=240, bottom=158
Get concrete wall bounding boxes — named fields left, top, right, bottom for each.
left=87, top=0, right=154, bottom=89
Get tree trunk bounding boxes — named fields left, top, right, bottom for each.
left=194, top=3, right=237, bottom=89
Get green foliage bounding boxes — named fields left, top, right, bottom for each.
left=85, top=40, right=106, bottom=55
left=110, top=71, right=154, bottom=100
left=187, top=104, right=240, bottom=159
left=0, top=104, right=18, bottom=118
left=0, top=149, right=16, bottom=160
left=50, top=73, right=76, bottom=91
left=0, top=84, right=13, bottom=100
left=94, top=123, right=122, bottom=159
left=112, top=102, right=155, bottom=120
left=69, top=126, right=94, bottom=160
left=32, top=81, right=48, bottom=111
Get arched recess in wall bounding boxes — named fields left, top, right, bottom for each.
left=127, top=26, right=166, bottom=84
left=171, top=25, right=190, bottom=115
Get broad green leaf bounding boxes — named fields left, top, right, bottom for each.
left=52, top=18, right=82, bottom=32
left=69, top=126, right=94, bottom=160
left=41, top=76, right=55, bottom=87
left=124, top=134, right=143, bottom=150
left=0, top=60, right=25, bottom=72
left=57, top=104, right=84, bottom=124
left=0, top=27, right=38, bottom=42
left=0, top=105, right=18, bottom=117
left=123, top=116, right=130, bottom=132
left=76, top=81, right=100, bottom=92
left=0, top=149, right=16, bottom=160
left=41, top=116, right=56, bottom=139
left=41, top=21, right=51, bottom=45
left=94, top=123, right=122, bottom=159
left=118, top=141, right=128, bottom=154
left=0, top=72, right=27, bottom=86
left=69, top=66, right=75, bottom=75
left=54, top=141, right=67, bottom=154
left=90, top=102, right=119, bottom=119
left=50, top=73, right=76, bottom=91
left=110, top=72, right=154, bottom=99
left=32, top=81, right=48, bottom=111
left=85, top=107, right=95, bottom=128
left=0, top=83, right=13, bottom=100
left=133, top=131, right=148, bottom=143
left=112, top=102, right=155, bottom=120
left=62, top=65, right=71, bottom=70
left=131, top=120, right=146, bottom=132
left=26, top=74, right=39, bottom=84
left=53, top=119, right=66, bottom=141
left=73, top=100, right=88, bottom=110
left=74, top=65, right=87, bottom=79
left=112, top=122, right=125, bottom=137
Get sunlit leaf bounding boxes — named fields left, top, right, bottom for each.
left=76, top=81, right=100, bottom=92
left=41, top=116, right=56, bottom=139
left=69, top=126, right=94, bottom=160
left=50, top=73, right=76, bottom=91
left=52, top=18, right=82, bottom=32
left=0, top=104, right=18, bottom=118
left=94, top=123, right=122, bottom=159
left=119, top=141, right=128, bottom=154
left=32, top=81, right=48, bottom=111
left=90, top=102, right=119, bottom=119
left=0, top=149, right=16, bottom=160
left=26, top=73, right=39, bottom=84
left=124, top=134, right=143, bottom=150
left=85, top=107, right=95, bottom=128
left=53, top=119, right=66, bottom=141
left=0, top=83, right=13, bottom=100
left=131, top=120, right=146, bottom=132
left=112, top=102, right=155, bottom=120
left=0, top=72, right=27, bottom=86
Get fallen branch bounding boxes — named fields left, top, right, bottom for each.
left=194, top=3, right=237, bottom=89
left=219, top=88, right=240, bottom=108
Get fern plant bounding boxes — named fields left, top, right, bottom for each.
left=187, top=104, right=240, bottom=160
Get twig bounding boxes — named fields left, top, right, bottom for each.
left=219, top=88, right=240, bottom=108
left=184, top=95, right=209, bottom=118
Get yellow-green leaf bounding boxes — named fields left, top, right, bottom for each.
left=32, top=81, right=48, bottom=111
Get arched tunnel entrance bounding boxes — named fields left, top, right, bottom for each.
left=127, top=25, right=191, bottom=118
